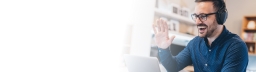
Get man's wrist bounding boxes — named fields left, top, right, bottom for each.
left=158, top=46, right=170, bottom=50
left=158, top=46, right=170, bottom=52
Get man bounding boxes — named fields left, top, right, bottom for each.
left=152, top=0, right=248, bottom=72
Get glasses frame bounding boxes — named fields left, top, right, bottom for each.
left=191, top=13, right=217, bottom=22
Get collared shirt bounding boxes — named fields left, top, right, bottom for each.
left=158, top=26, right=248, bottom=72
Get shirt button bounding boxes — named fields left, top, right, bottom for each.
left=159, top=50, right=161, bottom=52
left=205, top=64, right=207, bottom=66
left=209, top=49, right=211, bottom=52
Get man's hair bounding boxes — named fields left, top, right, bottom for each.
left=195, top=0, right=226, bottom=12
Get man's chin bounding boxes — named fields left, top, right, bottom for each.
left=198, top=34, right=206, bottom=38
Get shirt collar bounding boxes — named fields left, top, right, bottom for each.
left=204, top=26, right=230, bottom=47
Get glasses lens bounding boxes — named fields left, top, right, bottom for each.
left=199, top=15, right=207, bottom=21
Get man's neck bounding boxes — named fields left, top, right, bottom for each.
left=207, top=25, right=224, bottom=46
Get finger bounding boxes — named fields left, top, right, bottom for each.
left=152, top=23, right=157, bottom=34
left=163, top=20, right=168, bottom=35
left=154, top=19, right=160, bottom=33
left=157, top=19, right=161, bottom=32
left=160, top=19, right=165, bottom=32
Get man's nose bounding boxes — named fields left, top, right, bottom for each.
left=195, top=17, right=202, bottom=25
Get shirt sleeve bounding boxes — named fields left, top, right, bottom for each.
left=221, top=42, right=249, bottom=72
left=158, top=45, right=192, bottom=72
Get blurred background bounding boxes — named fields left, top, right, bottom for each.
left=0, top=0, right=256, bottom=72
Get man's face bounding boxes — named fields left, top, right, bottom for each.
left=194, top=2, right=218, bottom=38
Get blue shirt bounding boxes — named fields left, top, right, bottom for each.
left=158, top=26, right=248, bottom=72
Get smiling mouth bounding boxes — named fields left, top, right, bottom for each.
left=198, top=26, right=207, bottom=30
left=197, top=25, right=207, bottom=34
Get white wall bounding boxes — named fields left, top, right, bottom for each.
left=0, top=0, right=133, bottom=72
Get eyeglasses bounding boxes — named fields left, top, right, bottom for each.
left=191, top=13, right=216, bottom=22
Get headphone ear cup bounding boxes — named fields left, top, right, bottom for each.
left=222, top=10, right=228, bottom=24
left=216, top=12, right=221, bottom=24
left=216, top=9, right=228, bottom=25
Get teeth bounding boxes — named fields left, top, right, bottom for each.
left=198, top=26, right=207, bottom=28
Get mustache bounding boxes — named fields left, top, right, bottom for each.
left=197, top=24, right=208, bottom=27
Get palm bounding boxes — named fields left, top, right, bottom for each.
left=153, top=19, right=175, bottom=49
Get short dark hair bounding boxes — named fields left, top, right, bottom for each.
left=195, top=0, right=226, bottom=12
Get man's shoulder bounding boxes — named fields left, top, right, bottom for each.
left=224, top=34, right=247, bottom=50
left=226, top=34, right=245, bottom=44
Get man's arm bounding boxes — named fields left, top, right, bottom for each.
left=221, top=42, right=249, bottom=72
left=153, top=18, right=193, bottom=72
left=158, top=46, right=192, bottom=72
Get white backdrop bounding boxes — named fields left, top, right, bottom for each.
left=0, top=0, right=134, bottom=72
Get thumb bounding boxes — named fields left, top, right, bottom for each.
left=167, top=35, right=175, bottom=45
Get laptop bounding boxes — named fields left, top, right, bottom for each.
left=123, top=54, right=162, bottom=72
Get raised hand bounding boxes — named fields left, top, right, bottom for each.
left=152, top=18, right=175, bottom=49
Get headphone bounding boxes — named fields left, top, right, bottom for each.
left=215, top=0, right=228, bottom=25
